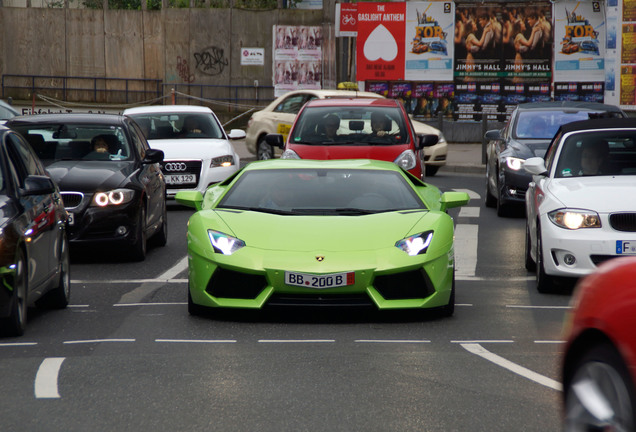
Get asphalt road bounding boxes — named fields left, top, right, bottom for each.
left=0, top=171, right=571, bottom=432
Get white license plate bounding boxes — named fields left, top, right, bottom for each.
left=617, top=240, right=636, bottom=254
left=67, top=212, right=74, bottom=226
left=284, top=271, right=355, bottom=289
left=165, top=174, right=196, bottom=185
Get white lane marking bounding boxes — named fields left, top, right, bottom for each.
left=114, top=302, right=187, bottom=307
left=453, top=188, right=481, bottom=200
left=63, top=339, right=136, bottom=345
left=155, top=339, right=237, bottom=343
left=67, top=304, right=90, bottom=308
left=458, top=206, right=480, bottom=218
left=73, top=279, right=188, bottom=284
left=451, top=340, right=514, bottom=344
left=159, top=256, right=188, bottom=280
left=506, top=305, right=572, bottom=310
left=456, top=276, right=534, bottom=281
left=454, top=224, right=478, bottom=277
left=355, top=340, right=430, bottom=343
left=0, top=342, right=37, bottom=347
left=535, top=340, right=566, bottom=344
left=35, top=357, right=65, bottom=399
left=258, top=340, right=335, bottom=343
left=461, top=343, right=562, bottom=391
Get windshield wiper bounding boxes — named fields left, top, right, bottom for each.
left=221, top=205, right=295, bottom=215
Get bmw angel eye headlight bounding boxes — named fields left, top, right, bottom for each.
left=208, top=230, right=245, bottom=255
left=548, top=209, right=601, bottom=230
left=91, top=189, right=135, bottom=207
left=394, top=150, right=417, bottom=171
left=505, top=157, right=524, bottom=171
left=211, top=155, right=234, bottom=168
left=395, top=231, right=433, bottom=256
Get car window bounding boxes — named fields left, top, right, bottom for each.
left=514, top=110, right=618, bottom=140
left=12, top=125, right=133, bottom=162
left=554, top=130, right=636, bottom=177
left=288, top=105, right=409, bottom=145
left=127, top=113, right=224, bottom=140
left=218, top=168, right=425, bottom=214
left=0, top=103, right=18, bottom=120
left=274, top=95, right=308, bottom=114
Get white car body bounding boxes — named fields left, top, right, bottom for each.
left=245, top=89, right=447, bottom=175
left=524, top=119, right=636, bottom=292
left=123, top=105, right=245, bottom=199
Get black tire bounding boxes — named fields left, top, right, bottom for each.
left=257, top=137, right=274, bottom=160
left=564, top=343, right=636, bottom=431
left=150, top=200, right=168, bottom=247
left=535, top=227, right=555, bottom=293
left=485, top=166, right=497, bottom=208
left=129, top=206, right=147, bottom=262
left=187, top=287, right=208, bottom=316
left=496, top=179, right=511, bottom=217
left=440, top=270, right=455, bottom=317
left=425, top=165, right=439, bottom=177
left=38, top=232, right=71, bottom=309
left=524, top=222, right=536, bottom=272
left=2, top=248, right=28, bottom=336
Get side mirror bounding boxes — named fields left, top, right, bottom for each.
left=227, top=129, right=246, bottom=140
left=143, top=148, right=164, bottom=164
left=484, top=129, right=502, bottom=141
left=175, top=190, right=204, bottom=211
left=22, top=175, right=56, bottom=196
left=440, top=191, right=470, bottom=212
left=265, top=133, right=285, bottom=149
left=523, top=157, right=548, bottom=176
left=417, top=133, right=439, bottom=150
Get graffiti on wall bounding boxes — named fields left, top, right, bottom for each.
left=194, top=46, right=229, bottom=76
left=177, top=56, right=196, bottom=83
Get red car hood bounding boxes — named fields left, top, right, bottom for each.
left=290, top=143, right=411, bottom=162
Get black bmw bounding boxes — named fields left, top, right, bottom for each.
left=484, top=101, right=626, bottom=217
left=7, top=114, right=167, bottom=261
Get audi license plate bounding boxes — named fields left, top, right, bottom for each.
left=165, top=174, right=196, bottom=185
left=617, top=240, right=636, bottom=254
left=285, top=271, right=355, bottom=289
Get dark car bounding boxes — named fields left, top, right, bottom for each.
left=484, top=101, right=626, bottom=216
left=0, top=125, right=70, bottom=336
left=6, top=114, right=167, bottom=261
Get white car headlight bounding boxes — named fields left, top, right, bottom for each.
left=208, top=230, right=245, bottom=255
left=395, top=231, right=433, bottom=256
left=91, top=189, right=135, bottom=207
left=211, top=155, right=234, bottom=167
left=505, top=157, right=524, bottom=171
left=281, top=149, right=301, bottom=159
left=548, top=209, right=601, bottom=229
left=394, top=150, right=417, bottom=171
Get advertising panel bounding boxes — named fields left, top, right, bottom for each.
left=554, top=1, right=605, bottom=82
left=273, top=25, right=323, bottom=96
left=405, top=2, right=455, bottom=81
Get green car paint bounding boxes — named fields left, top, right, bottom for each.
left=177, top=159, right=469, bottom=316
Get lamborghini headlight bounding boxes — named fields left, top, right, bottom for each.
left=395, top=230, right=433, bottom=256
left=211, top=155, right=234, bottom=168
left=91, top=189, right=135, bottom=207
left=208, top=229, right=245, bottom=255
left=394, top=150, right=417, bottom=171
left=548, top=209, right=601, bottom=230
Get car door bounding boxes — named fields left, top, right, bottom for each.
left=129, top=121, right=165, bottom=230
left=270, top=93, right=313, bottom=141
left=4, top=132, right=59, bottom=291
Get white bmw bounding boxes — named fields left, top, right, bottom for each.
left=124, top=105, right=245, bottom=199
left=524, top=118, right=636, bottom=293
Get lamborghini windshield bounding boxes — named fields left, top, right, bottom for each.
left=218, top=168, right=426, bottom=215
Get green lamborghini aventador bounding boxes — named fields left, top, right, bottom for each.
left=176, top=159, right=469, bottom=317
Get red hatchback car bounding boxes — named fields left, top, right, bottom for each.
left=562, top=256, right=636, bottom=430
left=265, top=98, right=437, bottom=179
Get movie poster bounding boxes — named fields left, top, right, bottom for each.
left=405, top=2, right=455, bottom=81
left=554, top=1, right=605, bottom=82
left=453, top=3, right=552, bottom=121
